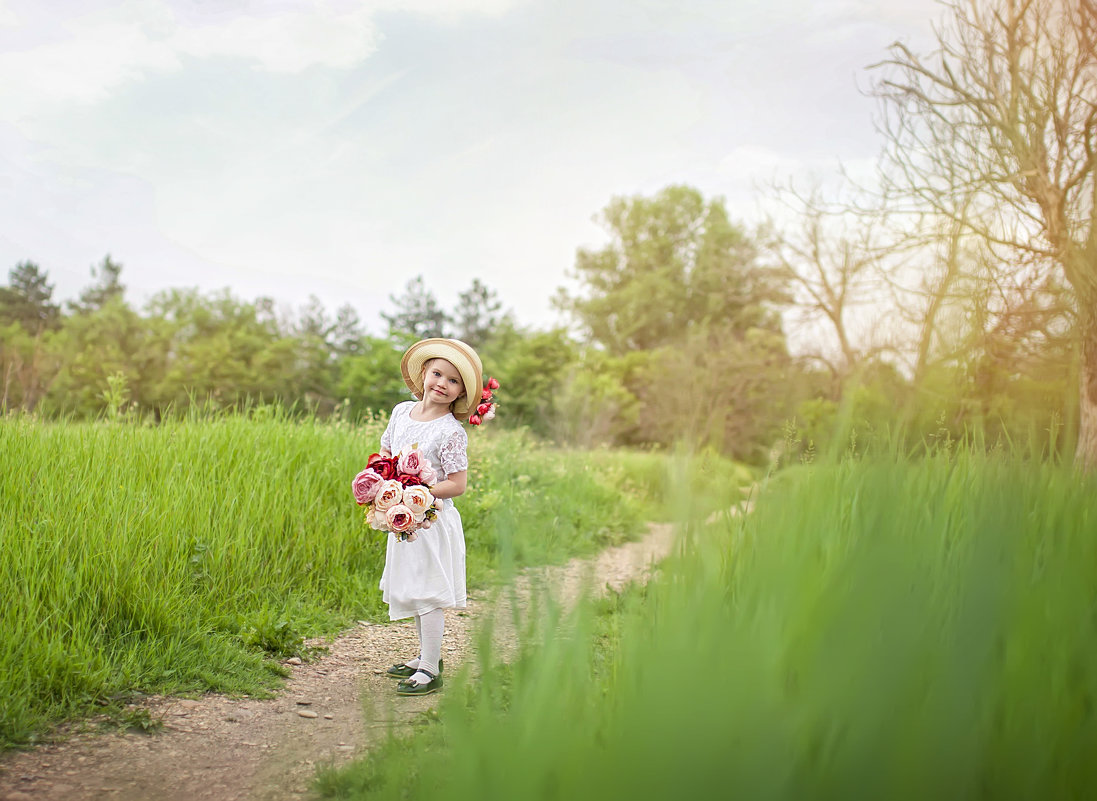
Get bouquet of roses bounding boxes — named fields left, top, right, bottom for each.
left=352, top=447, right=441, bottom=542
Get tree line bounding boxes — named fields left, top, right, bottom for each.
left=0, top=183, right=1070, bottom=465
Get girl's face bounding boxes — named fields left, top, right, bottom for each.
left=421, top=358, right=465, bottom=407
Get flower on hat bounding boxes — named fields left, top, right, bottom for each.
left=470, top=377, right=500, bottom=426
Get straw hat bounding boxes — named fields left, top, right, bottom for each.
left=400, top=338, right=483, bottom=419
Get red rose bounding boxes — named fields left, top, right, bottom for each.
left=398, top=474, right=424, bottom=487
left=481, top=388, right=492, bottom=401
left=477, top=403, right=491, bottom=415
left=469, top=413, right=483, bottom=425
left=487, top=377, right=500, bottom=390
left=367, top=453, right=397, bottom=480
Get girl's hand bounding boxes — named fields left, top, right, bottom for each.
left=430, top=470, right=467, bottom=499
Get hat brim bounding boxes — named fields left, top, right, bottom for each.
left=400, top=338, right=483, bottom=419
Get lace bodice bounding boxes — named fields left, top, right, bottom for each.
left=380, top=401, right=469, bottom=477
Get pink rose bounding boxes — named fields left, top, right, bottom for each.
left=373, top=479, right=404, bottom=512
left=352, top=468, right=383, bottom=505
left=418, top=462, right=436, bottom=484
left=402, top=485, right=434, bottom=516
left=386, top=504, right=416, bottom=533
left=398, top=449, right=424, bottom=477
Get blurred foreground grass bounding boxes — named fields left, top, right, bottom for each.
left=318, top=451, right=1097, bottom=800
left=0, top=414, right=746, bottom=748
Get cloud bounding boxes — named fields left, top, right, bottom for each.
left=0, top=2, right=376, bottom=106
left=718, top=145, right=877, bottom=187
left=713, top=145, right=881, bottom=226
left=0, top=20, right=179, bottom=110
left=171, top=4, right=380, bottom=73
left=717, top=146, right=809, bottom=186
left=381, top=0, right=523, bottom=23
left=0, top=0, right=521, bottom=121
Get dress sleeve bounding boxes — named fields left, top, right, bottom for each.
left=380, top=404, right=400, bottom=453
left=439, top=427, right=469, bottom=475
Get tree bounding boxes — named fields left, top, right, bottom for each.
left=0, top=321, right=63, bottom=412
left=0, top=262, right=60, bottom=334
left=453, top=278, right=504, bottom=347
left=337, top=337, right=409, bottom=417
left=552, top=185, right=795, bottom=455
left=552, top=349, right=644, bottom=447
left=638, top=322, right=794, bottom=460
left=295, top=295, right=336, bottom=406
left=70, top=255, right=125, bottom=314
left=764, top=185, right=890, bottom=384
left=145, top=288, right=300, bottom=412
left=0, top=262, right=63, bottom=409
left=382, top=276, right=449, bottom=341
left=49, top=301, right=158, bottom=417
left=555, top=185, right=784, bottom=354
left=487, top=327, right=580, bottom=437
left=872, top=0, right=1097, bottom=467
left=332, top=303, right=365, bottom=357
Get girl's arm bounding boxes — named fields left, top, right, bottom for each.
left=431, top=470, right=467, bottom=500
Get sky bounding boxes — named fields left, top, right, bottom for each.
left=0, top=0, right=940, bottom=335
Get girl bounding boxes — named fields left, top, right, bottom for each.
left=376, top=337, right=484, bottom=696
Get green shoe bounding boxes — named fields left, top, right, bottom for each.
left=396, top=669, right=443, bottom=696
left=386, top=658, right=443, bottom=680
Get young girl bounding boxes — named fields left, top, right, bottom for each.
left=376, top=337, right=484, bottom=696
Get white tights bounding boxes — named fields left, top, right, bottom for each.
left=404, top=608, right=444, bottom=683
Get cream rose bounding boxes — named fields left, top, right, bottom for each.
left=366, top=507, right=390, bottom=531
left=402, top=485, right=435, bottom=516
left=373, top=479, right=404, bottom=512
left=386, top=504, right=416, bottom=534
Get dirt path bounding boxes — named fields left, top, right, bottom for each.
left=0, top=523, right=676, bottom=801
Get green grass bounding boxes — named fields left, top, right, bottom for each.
left=318, top=450, right=1097, bottom=800
left=0, top=413, right=683, bottom=749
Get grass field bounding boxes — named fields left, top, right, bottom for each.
left=317, top=451, right=1097, bottom=800
left=0, top=412, right=717, bottom=749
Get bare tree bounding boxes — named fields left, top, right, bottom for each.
left=764, top=184, right=891, bottom=384
left=872, top=0, right=1097, bottom=466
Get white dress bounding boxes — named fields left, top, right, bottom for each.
left=377, top=401, right=469, bottom=620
